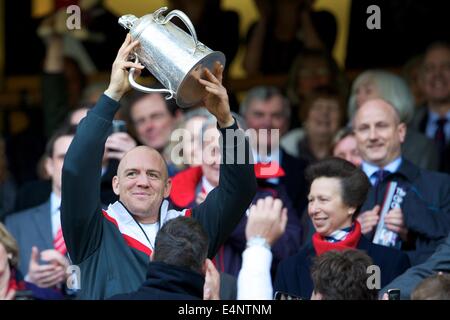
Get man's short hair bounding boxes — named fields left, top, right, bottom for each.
left=45, top=125, right=78, bottom=158
left=240, top=86, right=291, bottom=119
left=153, top=217, right=209, bottom=274
left=411, top=273, right=450, bottom=300
left=311, top=249, right=378, bottom=300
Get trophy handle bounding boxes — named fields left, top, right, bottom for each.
left=128, top=54, right=174, bottom=100
left=153, top=7, right=198, bottom=50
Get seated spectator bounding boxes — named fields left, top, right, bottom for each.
left=109, top=216, right=216, bottom=300
left=243, top=0, right=337, bottom=76
left=0, top=223, right=63, bottom=300
left=0, top=137, right=16, bottom=222
left=310, top=249, right=378, bottom=300
left=274, top=158, right=410, bottom=299
left=237, top=196, right=288, bottom=300
left=348, top=69, right=439, bottom=171
left=332, top=128, right=362, bottom=167
left=411, top=273, right=450, bottom=300
left=170, top=117, right=301, bottom=278
left=122, top=90, right=182, bottom=177
left=282, top=87, right=345, bottom=164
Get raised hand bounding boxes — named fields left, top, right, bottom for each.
left=104, top=33, right=144, bottom=101
left=246, top=196, right=288, bottom=247
left=198, top=62, right=234, bottom=128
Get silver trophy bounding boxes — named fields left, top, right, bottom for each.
left=119, top=7, right=226, bottom=108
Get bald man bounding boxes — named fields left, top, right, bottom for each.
left=61, top=34, right=256, bottom=299
left=353, top=98, right=450, bottom=266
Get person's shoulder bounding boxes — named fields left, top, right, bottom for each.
left=280, top=242, right=313, bottom=266
left=6, top=201, right=50, bottom=224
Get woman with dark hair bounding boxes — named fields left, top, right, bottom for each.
left=274, top=158, right=410, bottom=299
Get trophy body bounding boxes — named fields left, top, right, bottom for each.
left=119, top=7, right=226, bottom=108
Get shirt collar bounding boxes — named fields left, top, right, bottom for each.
left=50, top=192, right=61, bottom=216
left=428, top=110, right=450, bottom=122
left=201, top=176, right=216, bottom=194
left=362, top=157, right=402, bottom=179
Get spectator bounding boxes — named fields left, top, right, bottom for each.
left=5, top=126, right=77, bottom=289
left=167, top=107, right=214, bottom=172
left=237, top=196, right=288, bottom=300
left=241, top=86, right=309, bottom=215
left=109, top=217, right=214, bottom=300
left=243, top=0, right=337, bottom=76
left=348, top=69, right=439, bottom=171
left=169, top=117, right=301, bottom=279
left=122, top=90, right=182, bottom=177
left=60, top=34, right=256, bottom=299
left=274, top=158, right=410, bottom=299
left=354, top=99, right=450, bottom=265
left=310, top=249, right=378, bottom=300
left=410, top=273, right=450, bottom=300
left=286, top=49, right=348, bottom=128
left=411, top=42, right=450, bottom=173
left=282, top=87, right=345, bottom=165
left=332, top=128, right=362, bottom=167
left=0, top=223, right=63, bottom=300
left=380, top=232, right=450, bottom=300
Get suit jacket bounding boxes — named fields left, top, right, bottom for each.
left=279, top=148, right=309, bottom=216
left=274, top=236, right=410, bottom=299
left=410, top=107, right=450, bottom=174
left=381, top=231, right=450, bottom=299
left=360, top=159, right=450, bottom=265
left=5, top=201, right=53, bottom=276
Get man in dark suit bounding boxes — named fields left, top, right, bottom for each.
left=354, top=98, right=450, bottom=266
left=240, top=86, right=309, bottom=216
left=381, top=231, right=450, bottom=299
left=5, top=126, right=77, bottom=288
left=410, top=42, right=450, bottom=174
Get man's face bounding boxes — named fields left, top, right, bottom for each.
left=296, top=57, right=332, bottom=97
left=46, top=136, right=74, bottom=198
left=131, top=94, right=178, bottom=151
left=304, top=98, right=341, bottom=140
left=421, top=47, right=450, bottom=104
left=201, top=126, right=221, bottom=187
left=113, top=147, right=171, bottom=221
left=245, top=96, right=288, bottom=149
left=353, top=99, right=406, bottom=167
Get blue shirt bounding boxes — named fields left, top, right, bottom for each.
left=425, top=110, right=450, bottom=143
left=362, top=157, right=402, bottom=186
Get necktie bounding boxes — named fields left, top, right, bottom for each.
left=54, top=227, right=67, bottom=256
left=435, top=118, right=448, bottom=169
left=373, top=170, right=390, bottom=204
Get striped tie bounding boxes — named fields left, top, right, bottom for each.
left=54, top=227, right=67, bottom=256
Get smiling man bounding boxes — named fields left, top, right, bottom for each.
left=353, top=98, right=450, bottom=265
left=61, top=34, right=256, bottom=299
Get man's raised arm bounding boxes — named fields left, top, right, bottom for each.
left=61, top=34, right=143, bottom=264
left=191, top=64, right=257, bottom=257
